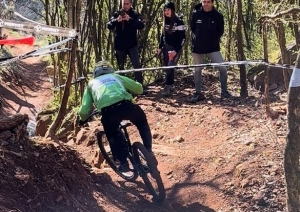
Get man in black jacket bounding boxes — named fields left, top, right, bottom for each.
left=190, top=0, right=231, bottom=102
left=107, top=0, right=146, bottom=91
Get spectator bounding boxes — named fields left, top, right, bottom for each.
left=107, top=0, right=147, bottom=93
left=190, top=0, right=231, bottom=102
left=157, top=1, right=186, bottom=96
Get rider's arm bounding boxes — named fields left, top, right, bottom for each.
left=114, top=74, right=143, bottom=95
left=78, top=86, right=94, bottom=121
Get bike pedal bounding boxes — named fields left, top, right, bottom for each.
left=140, top=164, right=150, bottom=173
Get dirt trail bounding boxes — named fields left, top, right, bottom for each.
left=73, top=81, right=286, bottom=211
left=0, top=38, right=287, bottom=211
left=0, top=35, right=52, bottom=120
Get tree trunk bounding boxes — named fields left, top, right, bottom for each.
left=45, top=0, right=80, bottom=139
left=225, top=1, right=235, bottom=61
left=236, top=0, right=248, bottom=97
left=262, top=23, right=270, bottom=114
left=292, top=13, right=300, bottom=50
left=274, top=21, right=291, bottom=90
left=46, top=42, right=78, bottom=140
left=285, top=50, right=300, bottom=211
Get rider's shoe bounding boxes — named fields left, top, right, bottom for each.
left=221, top=90, right=232, bottom=98
left=190, top=92, right=206, bottom=103
left=118, top=162, right=130, bottom=172
left=162, top=85, right=175, bottom=96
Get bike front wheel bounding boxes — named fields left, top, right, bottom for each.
left=97, top=132, right=138, bottom=182
left=132, top=142, right=166, bottom=202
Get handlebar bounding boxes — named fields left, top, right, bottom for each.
left=79, top=110, right=101, bottom=125
left=80, top=109, right=132, bottom=129
left=89, top=110, right=101, bottom=118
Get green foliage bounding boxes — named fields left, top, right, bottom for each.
left=48, top=92, right=61, bottom=109
left=34, top=35, right=50, bottom=49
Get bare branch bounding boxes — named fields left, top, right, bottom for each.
left=259, top=7, right=300, bottom=24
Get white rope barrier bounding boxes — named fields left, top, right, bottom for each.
left=0, top=38, right=72, bottom=66
left=52, top=60, right=295, bottom=90
left=114, top=60, right=294, bottom=74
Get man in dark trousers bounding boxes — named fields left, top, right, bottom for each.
left=190, top=0, right=232, bottom=102
left=107, top=0, right=146, bottom=92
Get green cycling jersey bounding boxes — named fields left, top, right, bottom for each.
left=78, top=73, right=143, bottom=121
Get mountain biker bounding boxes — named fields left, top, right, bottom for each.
left=77, top=61, right=157, bottom=171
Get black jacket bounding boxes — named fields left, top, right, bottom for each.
left=159, top=16, right=186, bottom=52
left=190, top=3, right=224, bottom=54
left=107, top=8, right=144, bottom=51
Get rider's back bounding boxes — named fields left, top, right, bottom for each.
left=79, top=73, right=143, bottom=120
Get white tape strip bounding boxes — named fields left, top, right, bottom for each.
left=114, top=60, right=266, bottom=74
left=14, top=11, right=41, bottom=25
left=33, top=38, right=72, bottom=55
left=0, top=38, right=72, bottom=66
left=29, top=48, right=70, bottom=57
left=289, top=67, right=300, bottom=88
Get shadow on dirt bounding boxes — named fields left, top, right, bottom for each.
left=169, top=202, right=216, bottom=212
left=0, top=136, right=104, bottom=212
left=159, top=151, right=259, bottom=212
left=141, top=70, right=285, bottom=130
left=90, top=171, right=217, bottom=212
left=1, top=60, right=49, bottom=91
left=0, top=60, right=51, bottom=117
left=0, top=83, right=35, bottom=114
left=144, top=69, right=285, bottom=109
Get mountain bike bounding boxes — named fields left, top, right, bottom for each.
left=85, top=110, right=166, bottom=202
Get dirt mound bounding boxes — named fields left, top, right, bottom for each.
left=0, top=114, right=100, bottom=212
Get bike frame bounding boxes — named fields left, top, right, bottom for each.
left=83, top=110, right=166, bottom=201
left=120, top=125, right=151, bottom=176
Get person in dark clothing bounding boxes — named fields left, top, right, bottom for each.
left=107, top=0, right=146, bottom=91
left=190, top=0, right=232, bottom=102
left=157, top=1, right=186, bottom=96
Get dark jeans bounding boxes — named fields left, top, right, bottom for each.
left=162, top=44, right=182, bottom=85
left=101, top=100, right=152, bottom=163
left=115, top=46, right=143, bottom=85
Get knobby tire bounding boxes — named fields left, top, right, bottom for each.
left=132, top=142, right=166, bottom=202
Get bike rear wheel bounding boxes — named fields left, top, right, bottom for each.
left=132, top=142, right=166, bottom=202
left=97, top=132, right=138, bottom=181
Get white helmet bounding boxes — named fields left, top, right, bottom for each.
left=93, top=60, right=114, bottom=78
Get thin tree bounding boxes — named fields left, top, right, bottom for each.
left=45, top=0, right=82, bottom=139
left=284, top=50, right=300, bottom=210
left=236, top=0, right=248, bottom=97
